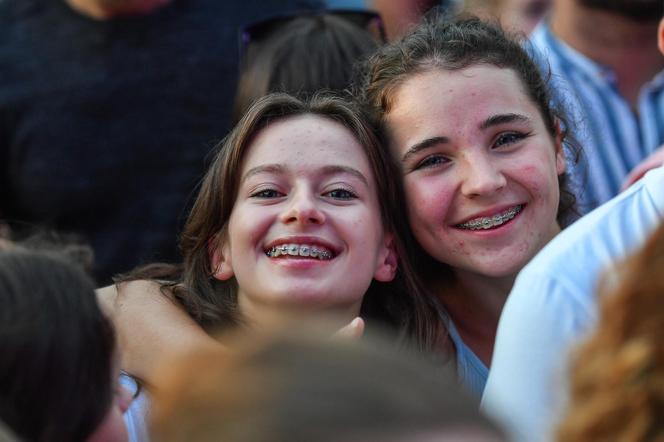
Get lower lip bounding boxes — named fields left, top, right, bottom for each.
left=453, top=205, right=525, bottom=236
left=267, top=256, right=334, bottom=269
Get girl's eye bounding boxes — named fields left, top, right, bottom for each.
left=494, top=132, right=529, bottom=148
left=415, top=155, right=449, bottom=170
left=325, top=188, right=357, bottom=200
left=250, top=188, right=283, bottom=198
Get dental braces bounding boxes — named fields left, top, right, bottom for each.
left=458, top=205, right=522, bottom=230
left=266, top=244, right=333, bottom=260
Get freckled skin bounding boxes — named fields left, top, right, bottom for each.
left=385, top=66, right=565, bottom=280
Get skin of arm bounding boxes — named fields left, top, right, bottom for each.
left=621, top=145, right=664, bottom=191
left=96, top=280, right=223, bottom=388
left=97, top=281, right=366, bottom=388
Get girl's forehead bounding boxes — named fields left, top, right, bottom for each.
left=240, top=115, right=374, bottom=176
left=389, top=65, right=538, bottom=119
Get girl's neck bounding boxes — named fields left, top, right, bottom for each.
left=437, top=270, right=515, bottom=367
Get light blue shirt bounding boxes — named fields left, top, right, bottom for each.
left=446, top=319, right=489, bottom=397
left=481, top=167, right=664, bottom=441
left=530, top=22, right=664, bottom=212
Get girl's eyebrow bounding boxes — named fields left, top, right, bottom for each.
left=402, top=136, right=449, bottom=163
left=479, top=113, right=530, bottom=130
left=241, top=164, right=286, bottom=183
left=241, top=164, right=368, bottom=186
left=319, top=165, right=369, bottom=186
left=401, top=113, right=532, bottom=163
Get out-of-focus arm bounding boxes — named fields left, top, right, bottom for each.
left=621, top=147, right=664, bottom=191
left=97, top=280, right=223, bottom=388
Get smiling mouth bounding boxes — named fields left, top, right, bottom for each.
left=265, top=243, right=334, bottom=260
left=455, top=205, right=523, bottom=230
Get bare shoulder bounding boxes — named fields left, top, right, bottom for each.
left=96, top=280, right=173, bottom=316
left=96, top=283, right=119, bottom=316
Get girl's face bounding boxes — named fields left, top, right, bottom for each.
left=385, top=65, right=565, bottom=279
left=213, top=115, right=396, bottom=322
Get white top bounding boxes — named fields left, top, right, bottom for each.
left=481, top=167, right=664, bottom=441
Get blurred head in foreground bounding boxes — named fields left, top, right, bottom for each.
left=150, top=327, right=504, bottom=442
left=0, top=250, right=131, bottom=441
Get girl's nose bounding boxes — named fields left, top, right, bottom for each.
left=279, top=188, right=326, bottom=226
left=459, top=152, right=507, bottom=198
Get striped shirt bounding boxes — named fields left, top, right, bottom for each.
left=529, top=22, right=664, bottom=213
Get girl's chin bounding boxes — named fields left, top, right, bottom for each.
left=455, top=258, right=527, bottom=281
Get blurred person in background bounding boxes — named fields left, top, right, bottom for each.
left=150, top=328, right=505, bottom=442
left=0, top=0, right=339, bottom=285
left=233, top=6, right=385, bottom=123
left=529, top=0, right=664, bottom=212
left=372, top=0, right=445, bottom=39
left=464, top=0, right=551, bottom=34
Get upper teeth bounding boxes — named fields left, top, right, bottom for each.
left=266, top=244, right=333, bottom=260
left=457, top=205, right=522, bottom=230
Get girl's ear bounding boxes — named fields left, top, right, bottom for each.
left=554, top=119, right=566, bottom=176
left=208, top=235, right=234, bottom=281
left=373, top=233, right=398, bottom=282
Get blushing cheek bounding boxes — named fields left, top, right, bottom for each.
left=238, top=208, right=272, bottom=245
left=405, top=180, right=454, bottom=229
left=352, top=218, right=370, bottom=248
left=516, top=164, right=549, bottom=200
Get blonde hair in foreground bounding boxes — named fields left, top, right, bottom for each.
left=558, top=222, right=664, bottom=441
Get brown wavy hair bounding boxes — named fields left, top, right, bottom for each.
left=557, top=222, right=664, bottom=441
left=118, top=93, right=439, bottom=351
